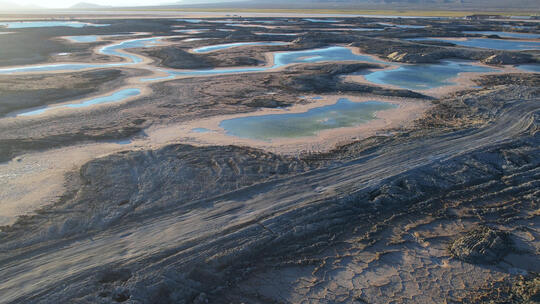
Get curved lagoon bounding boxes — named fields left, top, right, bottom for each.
left=0, top=21, right=109, bottom=29
left=149, top=46, right=384, bottom=81
left=99, top=37, right=164, bottom=63
left=16, top=88, right=141, bottom=117
left=0, top=37, right=163, bottom=74
left=192, top=42, right=288, bottom=53
left=410, top=37, right=540, bottom=51
left=364, top=60, right=494, bottom=91
left=219, top=98, right=396, bottom=141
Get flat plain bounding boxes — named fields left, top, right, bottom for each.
left=0, top=11, right=538, bottom=304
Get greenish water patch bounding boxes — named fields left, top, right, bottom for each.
left=219, top=98, right=396, bottom=141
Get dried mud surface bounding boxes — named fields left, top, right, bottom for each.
left=0, top=15, right=538, bottom=304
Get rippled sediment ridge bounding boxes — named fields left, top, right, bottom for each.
left=219, top=98, right=396, bottom=141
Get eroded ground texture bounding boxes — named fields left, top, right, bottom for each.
left=0, top=15, right=538, bottom=304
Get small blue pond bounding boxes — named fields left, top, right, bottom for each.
left=364, top=60, right=495, bottom=91
left=273, top=46, right=382, bottom=66
left=219, top=98, right=396, bottom=141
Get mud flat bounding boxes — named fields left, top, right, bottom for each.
left=0, top=15, right=538, bottom=304
left=0, top=72, right=537, bottom=304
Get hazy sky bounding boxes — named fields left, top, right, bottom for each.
left=13, top=0, right=176, bottom=8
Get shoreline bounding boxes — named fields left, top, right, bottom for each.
left=0, top=94, right=430, bottom=226
left=345, top=60, right=525, bottom=98
left=144, top=94, right=431, bottom=155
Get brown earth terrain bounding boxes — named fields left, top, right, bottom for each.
left=0, top=14, right=538, bottom=304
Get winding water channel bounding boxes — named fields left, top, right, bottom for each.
left=1, top=32, right=537, bottom=120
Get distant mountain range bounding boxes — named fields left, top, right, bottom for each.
left=70, top=2, right=113, bottom=9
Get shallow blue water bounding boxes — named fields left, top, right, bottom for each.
left=191, top=128, right=212, bottom=133
left=145, top=46, right=383, bottom=80
left=364, top=60, right=494, bottom=91
left=16, top=88, right=141, bottom=117
left=273, top=46, right=382, bottom=66
left=463, top=31, right=540, bottom=39
left=192, top=42, right=288, bottom=53
left=303, top=19, right=342, bottom=23
left=100, top=37, right=163, bottom=63
left=219, top=98, right=396, bottom=141
left=410, top=37, right=540, bottom=50
left=0, top=63, right=125, bottom=74
left=153, top=46, right=384, bottom=80
left=0, top=37, right=163, bottom=74
left=0, top=21, right=109, bottom=29
left=516, top=64, right=540, bottom=72
left=176, top=19, right=204, bottom=23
